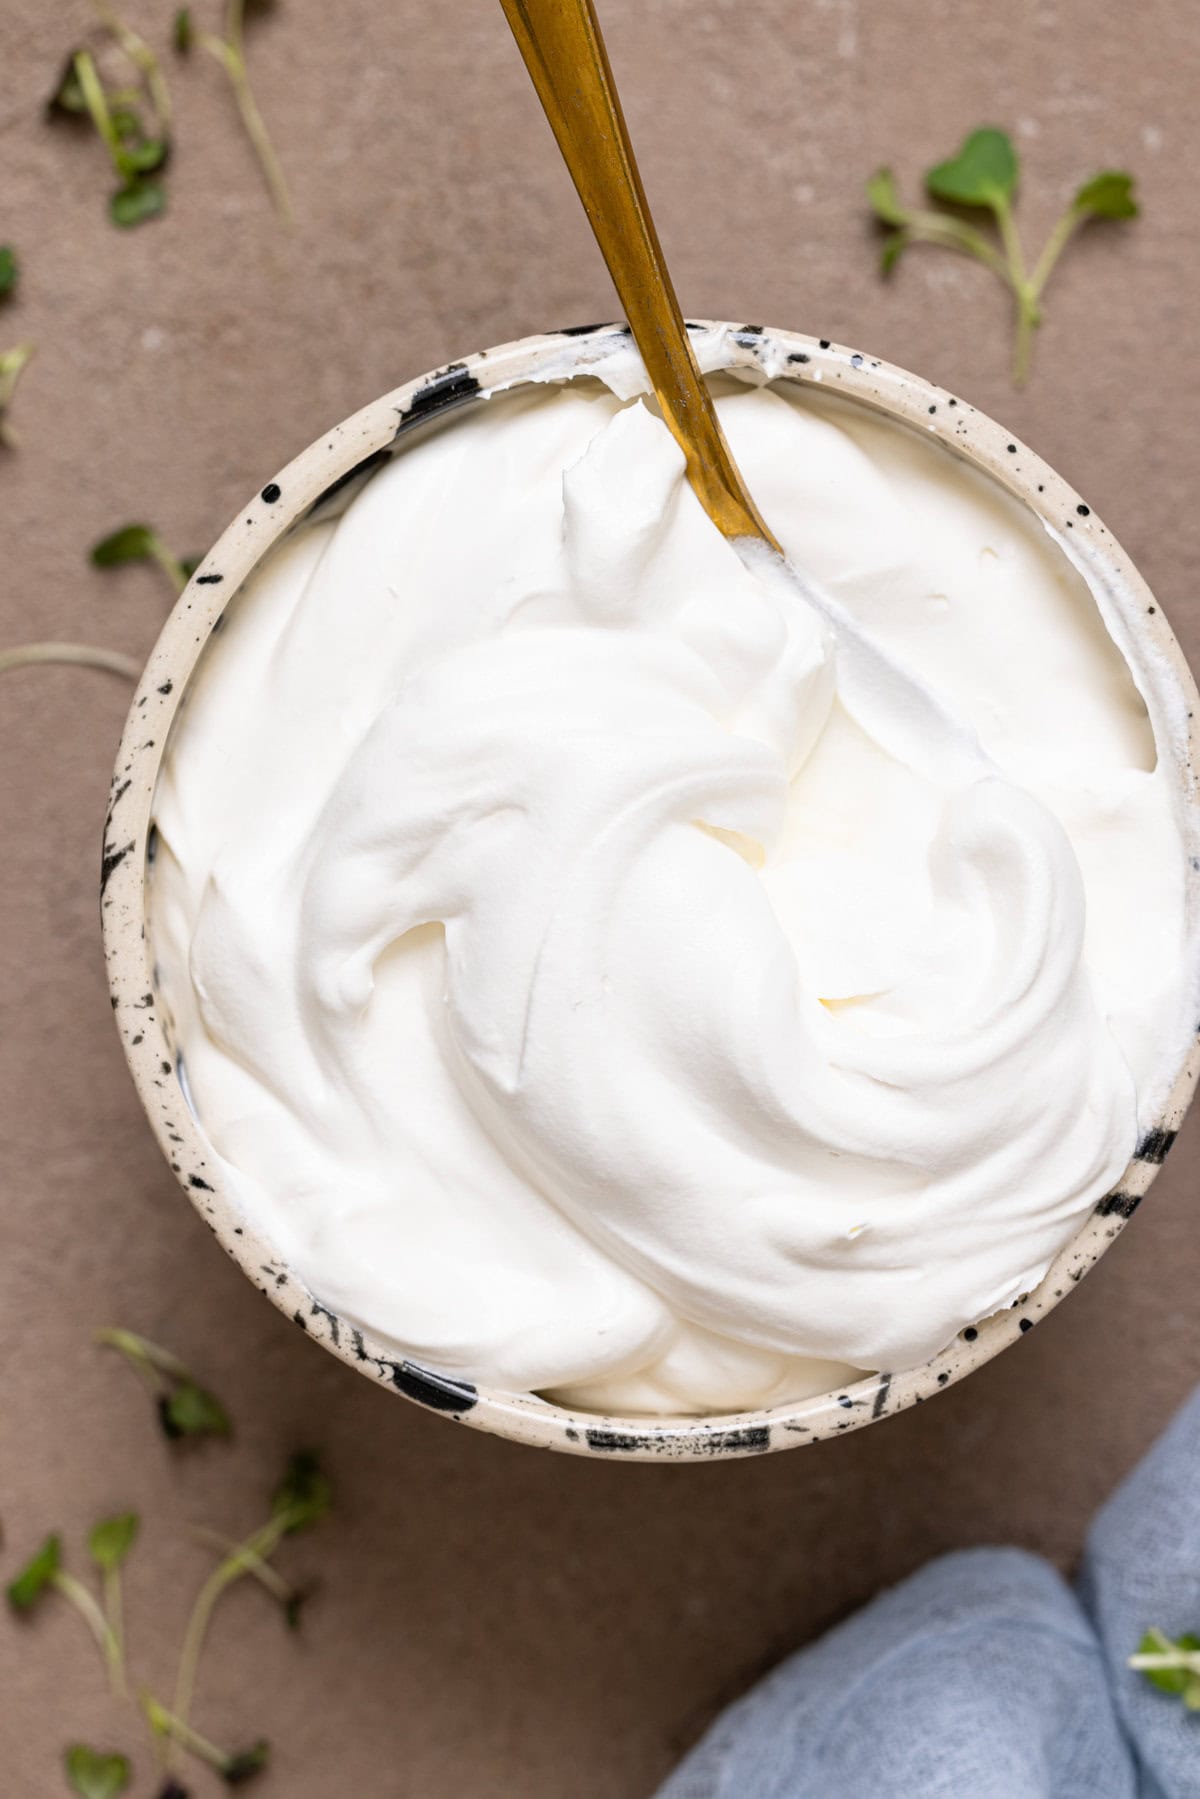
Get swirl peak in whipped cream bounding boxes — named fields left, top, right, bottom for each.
left=152, top=370, right=1193, bottom=1415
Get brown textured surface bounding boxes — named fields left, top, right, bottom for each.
left=2, top=2, right=1199, bottom=1794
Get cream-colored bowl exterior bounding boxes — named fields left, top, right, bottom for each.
left=101, top=324, right=1200, bottom=1461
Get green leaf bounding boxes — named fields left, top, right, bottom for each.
left=47, top=51, right=88, bottom=117
left=1137, top=1628, right=1200, bottom=1695
left=110, top=178, right=166, bottom=228
left=0, top=246, right=17, bottom=298
left=222, top=1740, right=270, bottom=1785
left=1074, top=170, right=1138, bottom=220
left=98, top=1328, right=233, bottom=1439
left=91, top=524, right=160, bottom=568
left=926, top=127, right=1018, bottom=209
left=880, top=230, right=910, bottom=275
left=64, top=1745, right=131, bottom=1799
left=110, top=106, right=143, bottom=141
left=173, top=9, right=194, bottom=53
left=179, top=555, right=201, bottom=580
left=866, top=168, right=909, bottom=227
left=7, top=1532, right=61, bottom=1611
left=272, top=1451, right=331, bottom=1534
left=88, top=1512, right=139, bottom=1572
left=283, top=1585, right=311, bottom=1631
left=161, top=1379, right=231, bottom=1440
left=120, top=137, right=169, bottom=177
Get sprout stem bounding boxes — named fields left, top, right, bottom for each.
left=1029, top=204, right=1086, bottom=300
left=0, top=340, right=35, bottom=445
left=96, top=1326, right=190, bottom=1381
left=188, top=1525, right=294, bottom=1604
left=102, top=1565, right=128, bottom=1699
left=1130, top=1651, right=1200, bottom=1675
left=0, top=643, right=140, bottom=681
left=51, top=1570, right=125, bottom=1696
left=164, top=1514, right=289, bottom=1773
left=73, top=50, right=124, bottom=176
left=1012, top=296, right=1039, bottom=388
left=91, top=1, right=172, bottom=129
left=992, top=192, right=1029, bottom=290
left=200, top=0, right=293, bottom=226
left=148, top=538, right=191, bottom=595
left=906, top=212, right=1014, bottom=284
left=143, top=1693, right=232, bottom=1771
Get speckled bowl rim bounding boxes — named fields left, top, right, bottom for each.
left=101, top=321, right=1200, bottom=1462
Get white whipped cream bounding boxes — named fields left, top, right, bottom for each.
left=151, top=373, right=1193, bottom=1415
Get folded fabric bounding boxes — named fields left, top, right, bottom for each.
left=657, top=1388, right=1200, bottom=1799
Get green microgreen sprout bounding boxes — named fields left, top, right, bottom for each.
left=1130, top=1627, right=1200, bottom=1709
left=47, top=52, right=88, bottom=118
left=0, top=246, right=17, bottom=298
left=91, top=2, right=173, bottom=132
left=6, top=1334, right=332, bottom=1793
left=156, top=1451, right=329, bottom=1781
left=7, top=1530, right=127, bottom=1696
left=143, top=1694, right=269, bottom=1787
left=73, top=46, right=168, bottom=227
left=3, top=517, right=200, bottom=699
left=174, top=1, right=293, bottom=225
left=49, top=8, right=173, bottom=228
left=91, top=524, right=198, bottom=596
left=64, top=1743, right=132, bottom=1799
left=0, top=340, right=35, bottom=447
left=89, top=1513, right=140, bottom=1699
left=188, top=1526, right=313, bottom=1629
left=867, top=126, right=1139, bottom=384
left=96, top=1328, right=231, bottom=1442
left=159, top=1453, right=331, bottom=1777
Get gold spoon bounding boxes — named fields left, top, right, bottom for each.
left=499, top=0, right=782, bottom=555
left=500, top=0, right=993, bottom=792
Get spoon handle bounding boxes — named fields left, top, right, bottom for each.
left=499, top=0, right=780, bottom=551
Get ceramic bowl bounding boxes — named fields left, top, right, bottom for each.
left=101, top=323, right=1200, bottom=1461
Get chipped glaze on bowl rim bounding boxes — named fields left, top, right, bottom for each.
left=101, top=322, right=1200, bottom=1463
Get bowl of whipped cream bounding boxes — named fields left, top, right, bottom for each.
left=101, top=323, right=1200, bottom=1460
